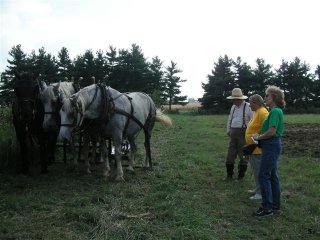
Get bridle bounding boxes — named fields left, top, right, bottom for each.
left=60, top=105, right=82, bottom=129
left=59, top=85, right=100, bottom=135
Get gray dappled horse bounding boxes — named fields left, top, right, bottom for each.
left=39, top=81, right=80, bottom=164
left=58, top=84, right=172, bottom=181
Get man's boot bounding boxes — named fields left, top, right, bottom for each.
left=238, top=164, right=248, bottom=180
left=224, top=163, right=234, bottom=180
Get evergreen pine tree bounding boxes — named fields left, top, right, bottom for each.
left=163, top=61, right=187, bottom=110
left=0, top=45, right=30, bottom=104
left=202, top=55, right=234, bottom=111
left=57, top=47, right=72, bottom=81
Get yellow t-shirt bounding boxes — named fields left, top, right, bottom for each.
left=245, top=107, right=269, bottom=155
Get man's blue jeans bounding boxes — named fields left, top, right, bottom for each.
left=258, top=137, right=281, bottom=211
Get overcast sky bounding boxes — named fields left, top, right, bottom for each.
left=1, top=0, right=319, bottom=98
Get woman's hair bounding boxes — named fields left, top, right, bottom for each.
left=266, top=86, right=286, bottom=109
left=249, top=94, right=265, bottom=108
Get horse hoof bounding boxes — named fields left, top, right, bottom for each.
left=115, top=176, right=125, bottom=182
left=102, top=171, right=110, bottom=178
left=126, top=166, right=134, bottom=172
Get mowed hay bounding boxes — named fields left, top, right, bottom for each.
left=162, top=102, right=202, bottom=111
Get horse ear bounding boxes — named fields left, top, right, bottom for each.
left=75, top=83, right=80, bottom=92
left=36, top=72, right=41, bottom=78
left=70, top=95, right=78, bottom=106
left=39, top=81, right=47, bottom=92
left=53, top=81, right=60, bottom=94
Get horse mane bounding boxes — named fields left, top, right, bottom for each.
left=61, top=84, right=95, bottom=116
left=62, top=98, right=74, bottom=114
left=41, top=81, right=75, bottom=103
left=59, top=82, right=75, bottom=99
left=76, top=84, right=97, bottom=114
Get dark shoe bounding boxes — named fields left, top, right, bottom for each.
left=238, top=164, right=247, bottom=179
left=273, top=206, right=281, bottom=214
left=226, top=163, right=234, bottom=178
left=255, top=206, right=264, bottom=215
left=254, top=208, right=273, bottom=217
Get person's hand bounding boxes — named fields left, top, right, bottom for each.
left=252, top=134, right=259, bottom=141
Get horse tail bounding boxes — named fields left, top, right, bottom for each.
left=155, top=109, right=172, bottom=127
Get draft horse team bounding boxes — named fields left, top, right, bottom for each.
left=12, top=71, right=172, bottom=181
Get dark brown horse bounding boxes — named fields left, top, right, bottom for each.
left=12, top=72, right=57, bottom=174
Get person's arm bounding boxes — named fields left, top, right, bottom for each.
left=256, top=127, right=276, bottom=140
left=227, top=106, right=234, bottom=135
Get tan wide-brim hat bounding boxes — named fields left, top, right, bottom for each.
left=226, top=88, right=248, bottom=100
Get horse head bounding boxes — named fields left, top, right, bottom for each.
left=40, top=82, right=61, bottom=131
left=58, top=96, right=81, bottom=141
left=58, top=85, right=97, bottom=141
left=13, top=71, right=41, bottom=123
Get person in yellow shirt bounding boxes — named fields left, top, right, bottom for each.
left=245, top=94, right=269, bottom=200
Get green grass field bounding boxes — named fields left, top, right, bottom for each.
left=0, top=113, right=319, bottom=239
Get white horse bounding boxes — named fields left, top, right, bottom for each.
left=40, top=81, right=77, bottom=130
left=58, top=84, right=172, bottom=181
left=40, top=81, right=79, bottom=163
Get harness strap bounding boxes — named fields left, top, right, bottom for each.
left=229, top=102, right=247, bottom=129
left=229, top=106, right=236, bottom=129
left=114, top=108, right=146, bottom=131
left=122, top=95, right=134, bottom=136
left=242, top=102, right=247, bottom=128
left=72, top=83, right=80, bottom=93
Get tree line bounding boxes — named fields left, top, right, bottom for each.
left=1, top=44, right=319, bottom=113
left=202, top=55, right=320, bottom=113
left=0, top=44, right=187, bottom=109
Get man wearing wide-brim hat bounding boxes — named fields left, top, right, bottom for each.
left=225, top=88, right=253, bottom=180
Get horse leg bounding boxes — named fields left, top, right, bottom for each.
left=144, top=130, right=152, bottom=169
left=82, top=136, right=92, bottom=174
left=19, top=138, right=29, bottom=174
left=48, top=131, right=57, bottom=164
left=114, top=137, right=125, bottom=182
left=89, top=137, right=96, bottom=164
left=127, top=137, right=136, bottom=172
left=69, top=138, right=78, bottom=166
left=100, top=140, right=110, bottom=179
left=40, top=138, right=48, bottom=173
left=63, top=140, right=67, bottom=163
left=14, top=126, right=29, bottom=174
left=97, top=139, right=104, bottom=163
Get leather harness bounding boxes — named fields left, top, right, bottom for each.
left=72, top=84, right=154, bottom=139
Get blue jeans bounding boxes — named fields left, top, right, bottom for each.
left=258, top=137, right=281, bottom=211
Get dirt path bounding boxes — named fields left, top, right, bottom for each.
left=282, top=123, right=320, bottom=158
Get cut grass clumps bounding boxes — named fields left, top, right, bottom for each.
left=0, top=114, right=319, bottom=239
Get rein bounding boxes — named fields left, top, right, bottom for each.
left=66, top=85, right=100, bottom=135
